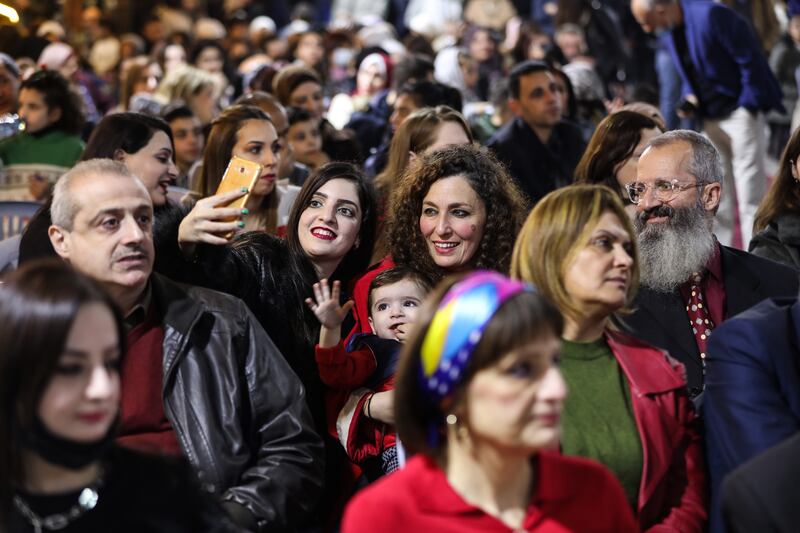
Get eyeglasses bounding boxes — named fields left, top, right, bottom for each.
left=624, top=179, right=705, bottom=205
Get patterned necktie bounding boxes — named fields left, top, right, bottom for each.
left=685, top=271, right=715, bottom=378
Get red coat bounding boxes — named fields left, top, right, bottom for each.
left=341, top=453, right=638, bottom=532
left=604, top=329, right=707, bottom=532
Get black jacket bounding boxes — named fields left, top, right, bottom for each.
left=616, top=245, right=799, bottom=397
left=722, top=432, right=800, bottom=533
left=748, top=212, right=800, bottom=272
left=9, top=447, right=239, bottom=533
left=151, top=273, right=324, bottom=532
left=487, top=117, right=585, bottom=205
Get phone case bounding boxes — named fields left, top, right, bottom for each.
left=214, top=156, right=263, bottom=222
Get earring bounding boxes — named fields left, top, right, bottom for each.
left=446, top=414, right=458, bottom=426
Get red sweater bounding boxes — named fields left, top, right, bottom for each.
left=341, top=453, right=638, bottom=532
left=117, top=304, right=182, bottom=456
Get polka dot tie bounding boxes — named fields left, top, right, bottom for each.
left=686, top=272, right=714, bottom=378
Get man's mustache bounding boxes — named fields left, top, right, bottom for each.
left=637, top=205, right=675, bottom=223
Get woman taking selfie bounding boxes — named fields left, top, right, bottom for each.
left=193, top=104, right=299, bottom=236
left=341, top=271, right=637, bottom=532
left=0, top=260, right=235, bottom=532
left=510, top=184, right=707, bottom=531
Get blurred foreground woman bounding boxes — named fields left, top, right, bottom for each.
left=0, top=260, right=236, bottom=532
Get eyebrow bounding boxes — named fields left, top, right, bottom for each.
left=423, top=200, right=473, bottom=208
left=88, top=205, right=151, bottom=224
left=593, top=228, right=631, bottom=241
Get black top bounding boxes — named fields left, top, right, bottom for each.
left=9, top=447, right=238, bottom=533
left=487, top=117, right=586, bottom=205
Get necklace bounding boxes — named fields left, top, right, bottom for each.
left=13, top=478, right=103, bottom=533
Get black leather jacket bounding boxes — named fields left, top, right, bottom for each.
left=151, top=273, right=324, bottom=532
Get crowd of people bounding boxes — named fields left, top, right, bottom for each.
left=1, top=0, right=800, bottom=531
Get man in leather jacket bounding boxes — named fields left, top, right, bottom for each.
left=46, top=159, right=324, bottom=532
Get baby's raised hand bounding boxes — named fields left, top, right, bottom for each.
left=305, top=279, right=353, bottom=329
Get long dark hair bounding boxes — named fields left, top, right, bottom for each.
left=21, top=69, right=84, bottom=135
left=81, top=112, right=174, bottom=160
left=0, top=260, right=125, bottom=524
left=753, top=126, right=800, bottom=233
left=574, top=110, right=662, bottom=194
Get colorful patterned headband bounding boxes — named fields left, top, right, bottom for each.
left=419, top=271, right=532, bottom=409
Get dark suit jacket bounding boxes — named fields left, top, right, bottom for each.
left=664, top=0, right=783, bottom=118
left=722, top=432, right=800, bottom=533
left=616, top=246, right=799, bottom=395
left=487, top=116, right=585, bottom=205
left=704, top=297, right=800, bottom=533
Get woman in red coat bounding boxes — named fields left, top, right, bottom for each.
left=341, top=271, right=637, bottom=532
left=511, top=184, right=707, bottom=531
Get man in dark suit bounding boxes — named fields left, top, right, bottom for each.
left=487, top=60, right=585, bottom=205
left=721, top=432, right=800, bottom=533
left=705, top=297, right=800, bottom=533
left=616, top=129, right=799, bottom=398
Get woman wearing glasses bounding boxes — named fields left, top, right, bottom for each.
left=511, top=185, right=707, bottom=531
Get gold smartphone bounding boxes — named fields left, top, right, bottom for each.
left=214, top=155, right=263, bottom=220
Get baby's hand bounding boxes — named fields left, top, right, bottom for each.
left=305, top=279, right=353, bottom=329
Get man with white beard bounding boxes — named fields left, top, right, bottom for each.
left=615, top=130, right=798, bottom=399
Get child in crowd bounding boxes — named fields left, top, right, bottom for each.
left=306, top=266, right=432, bottom=478
left=287, top=106, right=329, bottom=170
left=162, top=104, right=204, bottom=189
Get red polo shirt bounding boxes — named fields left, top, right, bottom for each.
left=341, top=453, right=637, bottom=532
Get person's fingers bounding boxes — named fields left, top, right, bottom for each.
left=320, top=278, right=331, bottom=300
left=305, top=297, right=317, bottom=310
left=312, top=282, right=323, bottom=304
left=199, top=206, right=246, bottom=221
left=341, top=300, right=354, bottom=316
left=195, top=220, right=241, bottom=234
left=197, top=233, right=231, bottom=246
left=331, top=280, right=341, bottom=302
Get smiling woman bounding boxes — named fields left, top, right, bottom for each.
left=510, top=184, right=707, bottom=531
left=347, top=144, right=527, bottom=342
left=170, top=162, right=377, bottom=523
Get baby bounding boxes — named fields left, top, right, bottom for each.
left=306, top=266, right=432, bottom=477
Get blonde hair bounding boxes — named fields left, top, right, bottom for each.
left=156, top=65, right=215, bottom=104
left=510, top=184, right=639, bottom=321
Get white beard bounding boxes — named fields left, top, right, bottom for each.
left=635, top=204, right=716, bottom=293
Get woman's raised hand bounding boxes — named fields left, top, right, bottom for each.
left=305, top=279, right=354, bottom=329
left=178, top=188, right=249, bottom=250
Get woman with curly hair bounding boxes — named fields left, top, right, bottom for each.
left=371, top=106, right=473, bottom=261
left=340, top=144, right=527, bottom=427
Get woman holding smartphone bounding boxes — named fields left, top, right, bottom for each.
left=0, top=260, right=236, bottom=532
left=192, top=104, right=300, bottom=237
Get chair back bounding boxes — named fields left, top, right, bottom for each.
left=0, top=201, right=41, bottom=240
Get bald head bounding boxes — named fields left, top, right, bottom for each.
left=630, top=0, right=682, bottom=33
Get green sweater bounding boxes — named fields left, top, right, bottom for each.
left=0, top=129, right=84, bottom=168
left=560, top=337, right=643, bottom=510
